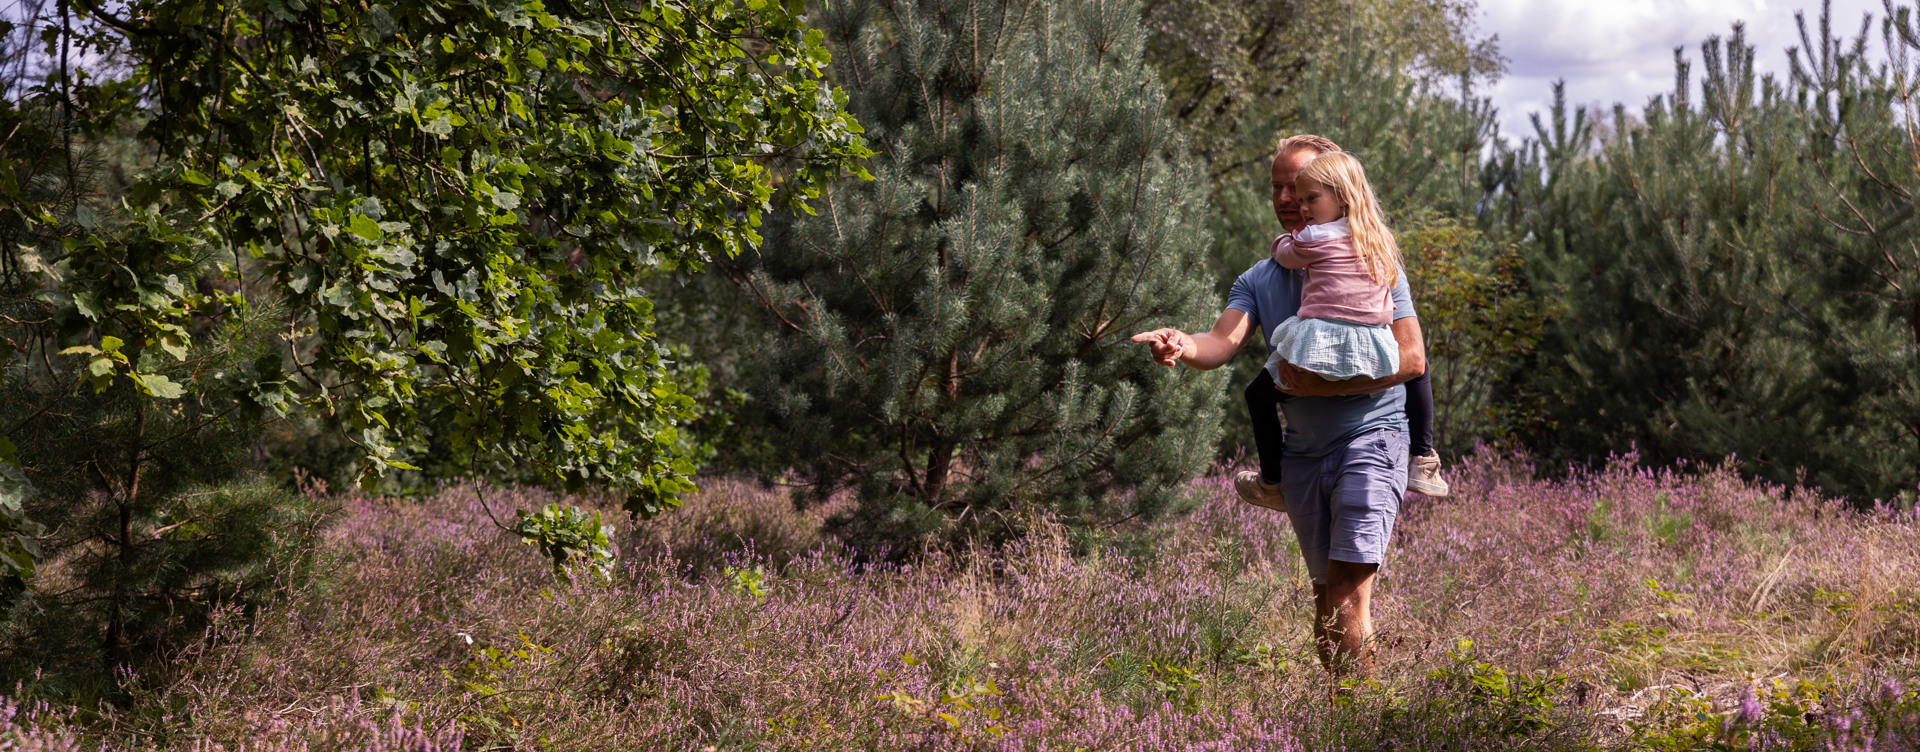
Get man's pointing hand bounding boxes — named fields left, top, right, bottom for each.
left=1129, top=328, right=1193, bottom=367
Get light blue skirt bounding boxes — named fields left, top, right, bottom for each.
left=1265, top=316, right=1399, bottom=382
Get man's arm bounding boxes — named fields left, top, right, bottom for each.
left=1275, top=316, right=1426, bottom=396
left=1129, top=309, right=1253, bottom=371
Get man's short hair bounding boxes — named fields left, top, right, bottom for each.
left=1275, top=134, right=1341, bottom=158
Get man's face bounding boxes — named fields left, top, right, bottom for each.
left=1270, top=147, right=1318, bottom=233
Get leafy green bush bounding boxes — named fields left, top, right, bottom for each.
left=1, top=0, right=867, bottom=684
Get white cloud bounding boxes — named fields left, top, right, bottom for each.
left=1478, top=0, right=1889, bottom=141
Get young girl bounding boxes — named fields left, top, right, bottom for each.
left=1264, top=151, right=1448, bottom=496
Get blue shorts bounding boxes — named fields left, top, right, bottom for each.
left=1277, top=429, right=1409, bottom=584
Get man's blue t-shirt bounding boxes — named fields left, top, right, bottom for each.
left=1225, top=257, right=1416, bottom=458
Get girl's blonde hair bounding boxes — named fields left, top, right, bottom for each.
left=1298, top=151, right=1400, bottom=286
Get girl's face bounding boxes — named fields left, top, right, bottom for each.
left=1294, top=175, right=1345, bottom=226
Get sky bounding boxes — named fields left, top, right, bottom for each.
left=1478, top=0, right=1890, bottom=140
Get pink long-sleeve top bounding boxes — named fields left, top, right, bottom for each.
left=1270, top=219, right=1394, bottom=326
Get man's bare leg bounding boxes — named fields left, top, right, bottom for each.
left=1314, top=559, right=1379, bottom=679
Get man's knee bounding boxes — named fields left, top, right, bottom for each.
left=1323, top=559, right=1378, bottom=597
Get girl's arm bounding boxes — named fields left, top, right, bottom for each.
left=1271, top=234, right=1312, bottom=270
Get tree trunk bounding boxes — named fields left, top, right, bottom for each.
left=924, top=441, right=954, bottom=510
left=103, top=398, right=145, bottom=670
left=923, top=349, right=962, bottom=508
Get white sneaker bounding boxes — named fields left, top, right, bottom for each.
left=1408, top=453, right=1450, bottom=497
left=1233, top=470, right=1286, bottom=511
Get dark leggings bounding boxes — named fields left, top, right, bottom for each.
left=1244, top=367, right=1435, bottom=483
left=1406, top=368, right=1435, bottom=458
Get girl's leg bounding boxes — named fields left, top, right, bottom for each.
left=1245, top=368, right=1289, bottom=483
left=1405, top=367, right=1435, bottom=458
left=1235, top=368, right=1291, bottom=509
left=1404, top=368, right=1450, bottom=496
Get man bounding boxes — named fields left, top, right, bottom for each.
left=1129, top=134, right=1424, bottom=679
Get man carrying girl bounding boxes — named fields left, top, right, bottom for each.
left=1130, top=134, right=1444, bottom=680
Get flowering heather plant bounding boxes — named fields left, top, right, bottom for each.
left=0, top=696, right=83, bottom=751
left=4, top=451, right=1918, bottom=749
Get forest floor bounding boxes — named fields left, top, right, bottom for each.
left=5, top=451, right=1920, bottom=750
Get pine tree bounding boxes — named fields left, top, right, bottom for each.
left=729, top=0, right=1226, bottom=542
left=1486, top=8, right=1920, bottom=501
